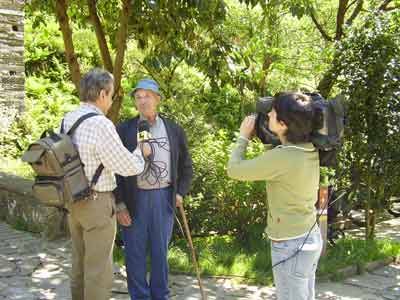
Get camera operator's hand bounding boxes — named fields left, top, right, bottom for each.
left=239, top=115, right=256, bottom=140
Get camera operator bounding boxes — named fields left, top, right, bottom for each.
left=227, top=92, right=323, bottom=300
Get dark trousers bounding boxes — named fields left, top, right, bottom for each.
left=121, top=187, right=174, bottom=300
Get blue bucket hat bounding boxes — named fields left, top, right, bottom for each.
left=129, top=79, right=161, bottom=97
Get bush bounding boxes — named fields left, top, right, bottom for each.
left=0, top=76, right=79, bottom=159
left=336, top=11, right=400, bottom=238
left=185, top=130, right=267, bottom=239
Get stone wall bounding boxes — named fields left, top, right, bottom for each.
left=0, top=0, right=24, bottom=133
left=0, top=2, right=67, bottom=240
left=0, top=172, right=68, bottom=239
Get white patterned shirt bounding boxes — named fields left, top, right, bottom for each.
left=63, top=103, right=145, bottom=192
left=137, top=115, right=171, bottom=189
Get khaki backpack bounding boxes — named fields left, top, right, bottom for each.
left=22, top=113, right=103, bottom=208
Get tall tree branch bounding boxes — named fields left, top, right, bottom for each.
left=346, top=0, right=359, bottom=10
left=317, top=52, right=341, bottom=98
left=165, top=58, right=184, bottom=97
left=309, top=9, right=334, bottom=42
left=54, top=0, right=81, bottom=93
left=346, top=0, right=364, bottom=26
left=379, top=0, right=393, bottom=10
left=107, top=0, right=132, bottom=122
left=381, top=4, right=400, bottom=11
left=87, top=0, right=113, bottom=72
left=133, top=58, right=158, bottom=81
left=259, top=54, right=273, bottom=96
left=335, top=0, right=349, bottom=41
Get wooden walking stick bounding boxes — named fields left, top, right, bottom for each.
left=178, top=204, right=207, bottom=300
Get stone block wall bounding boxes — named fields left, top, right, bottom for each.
left=0, top=172, right=68, bottom=239
left=0, top=0, right=24, bottom=133
left=0, top=2, right=67, bottom=240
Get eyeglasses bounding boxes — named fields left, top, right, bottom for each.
left=134, top=95, right=153, bottom=101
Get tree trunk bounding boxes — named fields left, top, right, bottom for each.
left=335, top=0, right=348, bottom=41
left=365, top=173, right=376, bottom=240
left=365, top=207, right=376, bottom=240
left=54, top=0, right=81, bottom=94
left=107, top=0, right=132, bottom=123
left=87, top=0, right=113, bottom=73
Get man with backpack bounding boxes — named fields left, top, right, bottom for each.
left=62, top=68, right=147, bottom=300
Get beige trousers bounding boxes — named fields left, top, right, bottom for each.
left=67, top=192, right=116, bottom=300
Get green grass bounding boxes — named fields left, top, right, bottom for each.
left=318, top=238, right=400, bottom=279
left=114, top=234, right=400, bottom=285
left=168, top=235, right=274, bottom=285
left=0, top=158, right=34, bottom=179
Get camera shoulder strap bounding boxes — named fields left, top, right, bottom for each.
left=276, top=145, right=316, bottom=152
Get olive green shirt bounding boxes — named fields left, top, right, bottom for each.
left=227, top=137, right=319, bottom=240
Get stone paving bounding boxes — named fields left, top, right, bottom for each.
left=0, top=220, right=399, bottom=300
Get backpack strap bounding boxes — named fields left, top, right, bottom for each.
left=62, top=112, right=105, bottom=190
left=90, top=164, right=104, bottom=188
left=60, top=119, right=65, bottom=134
left=66, top=112, right=100, bottom=136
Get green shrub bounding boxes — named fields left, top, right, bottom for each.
left=0, top=76, right=79, bottom=159
left=185, top=129, right=267, bottom=239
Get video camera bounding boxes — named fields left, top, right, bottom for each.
left=255, top=93, right=345, bottom=167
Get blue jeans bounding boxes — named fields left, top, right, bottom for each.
left=271, top=226, right=322, bottom=300
left=121, top=187, right=174, bottom=300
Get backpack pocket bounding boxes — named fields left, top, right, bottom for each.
left=64, top=167, right=91, bottom=202
left=32, top=179, right=65, bottom=207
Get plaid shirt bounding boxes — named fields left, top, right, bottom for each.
left=63, top=103, right=144, bottom=192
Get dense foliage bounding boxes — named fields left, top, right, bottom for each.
left=1, top=0, right=399, bottom=239
left=336, top=11, right=400, bottom=238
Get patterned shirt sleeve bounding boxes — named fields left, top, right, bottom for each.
left=95, top=118, right=145, bottom=176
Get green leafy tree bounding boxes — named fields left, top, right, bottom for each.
left=26, top=0, right=227, bottom=122
left=240, top=0, right=400, bottom=97
left=310, top=0, right=400, bottom=97
left=337, top=10, right=400, bottom=239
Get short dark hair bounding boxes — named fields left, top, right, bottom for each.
left=79, top=68, right=114, bottom=102
left=272, top=92, right=315, bottom=144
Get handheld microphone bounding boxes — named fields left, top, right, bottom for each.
left=138, top=119, right=151, bottom=142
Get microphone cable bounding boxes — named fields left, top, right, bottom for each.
left=139, top=137, right=169, bottom=186
left=137, top=119, right=171, bottom=187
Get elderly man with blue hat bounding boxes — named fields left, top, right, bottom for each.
left=114, top=78, right=193, bottom=300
